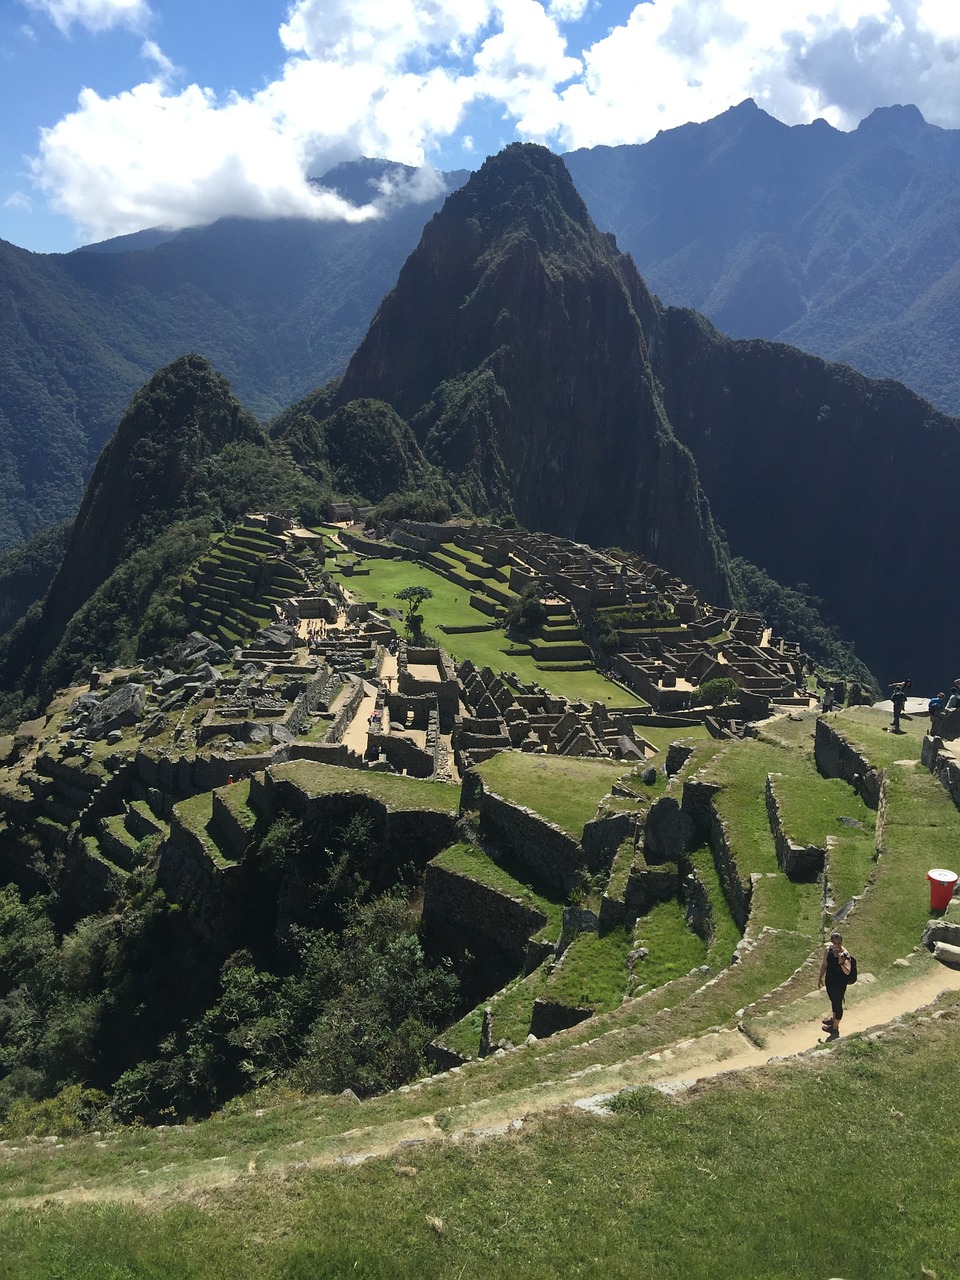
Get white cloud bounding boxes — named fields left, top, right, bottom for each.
left=139, top=39, right=177, bottom=83
left=28, top=0, right=960, bottom=242
left=23, top=0, right=151, bottom=36
left=3, top=191, right=32, bottom=212
left=551, top=1, right=960, bottom=149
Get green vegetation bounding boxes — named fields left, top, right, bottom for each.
left=6, top=1002, right=960, bottom=1277
left=545, top=926, right=635, bottom=1011
left=270, top=761, right=460, bottom=812
left=731, top=557, right=876, bottom=688
left=633, top=901, right=707, bottom=987
left=844, top=762, right=960, bottom=971
left=475, top=752, right=626, bottom=838
left=694, top=676, right=739, bottom=706
left=823, top=703, right=927, bottom=768
left=330, top=555, right=642, bottom=706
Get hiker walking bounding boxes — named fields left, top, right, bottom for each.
left=890, top=680, right=911, bottom=732
left=818, top=931, right=854, bottom=1037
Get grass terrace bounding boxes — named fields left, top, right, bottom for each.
left=430, top=842, right=564, bottom=938
left=474, top=752, right=627, bottom=838
left=821, top=703, right=927, bottom=768
left=5, top=1007, right=960, bottom=1277
left=544, top=925, right=636, bottom=1011
left=330, top=555, right=644, bottom=707
left=267, top=760, right=460, bottom=813
left=845, top=761, right=960, bottom=971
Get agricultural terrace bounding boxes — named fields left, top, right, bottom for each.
left=330, top=554, right=643, bottom=708
left=5, top=706, right=960, bottom=1277
left=267, top=760, right=460, bottom=813
left=472, top=752, right=629, bottom=838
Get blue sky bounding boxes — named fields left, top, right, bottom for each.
left=3, top=0, right=960, bottom=254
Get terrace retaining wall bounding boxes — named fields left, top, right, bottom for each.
left=477, top=789, right=585, bottom=893
left=421, top=861, right=550, bottom=968
left=814, top=718, right=881, bottom=809
left=765, top=773, right=825, bottom=880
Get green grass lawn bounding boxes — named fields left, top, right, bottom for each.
left=843, top=761, right=960, bottom=971
left=330, top=556, right=644, bottom=707
left=475, top=752, right=628, bottom=838
left=269, top=760, right=460, bottom=812
left=826, top=704, right=927, bottom=769
left=10, top=989, right=960, bottom=1278
left=545, top=926, right=635, bottom=1011
left=702, top=739, right=825, bottom=937
left=633, top=900, right=707, bottom=988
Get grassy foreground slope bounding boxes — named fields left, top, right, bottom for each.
left=2, top=1004, right=960, bottom=1278
left=3, top=705, right=960, bottom=1276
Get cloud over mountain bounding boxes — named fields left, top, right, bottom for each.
left=26, top=0, right=960, bottom=241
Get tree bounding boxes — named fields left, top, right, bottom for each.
left=695, top=677, right=740, bottom=707
left=395, top=585, right=434, bottom=621
left=503, top=583, right=547, bottom=637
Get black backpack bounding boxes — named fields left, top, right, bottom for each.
left=846, top=955, right=858, bottom=984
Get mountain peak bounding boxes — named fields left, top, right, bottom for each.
left=856, top=102, right=928, bottom=135
left=442, top=142, right=594, bottom=247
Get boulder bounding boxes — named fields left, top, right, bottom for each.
left=83, top=684, right=147, bottom=739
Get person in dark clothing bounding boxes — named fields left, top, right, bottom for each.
left=890, top=680, right=911, bottom=732
left=818, top=931, right=853, bottom=1036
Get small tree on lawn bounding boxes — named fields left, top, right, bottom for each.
left=395, top=585, right=433, bottom=641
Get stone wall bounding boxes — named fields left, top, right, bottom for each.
left=682, top=864, right=713, bottom=941
left=814, top=717, right=881, bottom=809
left=624, top=853, right=680, bottom=917
left=421, top=861, right=549, bottom=967
left=477, top=788, right=585, bottom=893
left=325, top=678, right=366, bottom=744
left=765, top=773, right=826, bottom=880
left=681, top=777, right=752, bottom=931
left=256, top=769, right=458, bottom=868
left=581, top=811, right=637, bottom=868
left=922, top=735, right=960, bottom=813
left=529, top=997, right=593, bottom=1038
left=157, top=822, right=239, bottom=940
left=367, top=730, right=435, bottom=779
left=643, top=794, right=694, bottom=863
left=211, top=790, right=255, bottom=861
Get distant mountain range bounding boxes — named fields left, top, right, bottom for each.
left=3, top=103, right=960, bottom=554
left=566, top=99, right=960, bottom=416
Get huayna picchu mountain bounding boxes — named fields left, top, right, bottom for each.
left=330, top=144, right=730, bottom=606
left=299, top=143, right=959, bottom=687
left=2, top=143, right=958, bottom=700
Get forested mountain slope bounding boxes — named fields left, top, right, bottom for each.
left=0, top=170, right=462, bottom=550
left=565, top=100, right=960, bottom=415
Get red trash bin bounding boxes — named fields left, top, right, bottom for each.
left=927, top=868, right=958, bottom=911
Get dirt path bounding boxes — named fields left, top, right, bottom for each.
left=651, top=962, right=960, bottom=1088
left=12, top=964, right=960, bottom=1211
left=341, top=681, right=378, bottom=755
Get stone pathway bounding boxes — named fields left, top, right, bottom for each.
left=14, top=961, right=960, bottom=1212
left=341, top=680, right=379, bottom=755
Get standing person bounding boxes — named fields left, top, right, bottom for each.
left=818, top=931, right=853, bottom=1036
left=890, top=680, right=910, bottom=732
